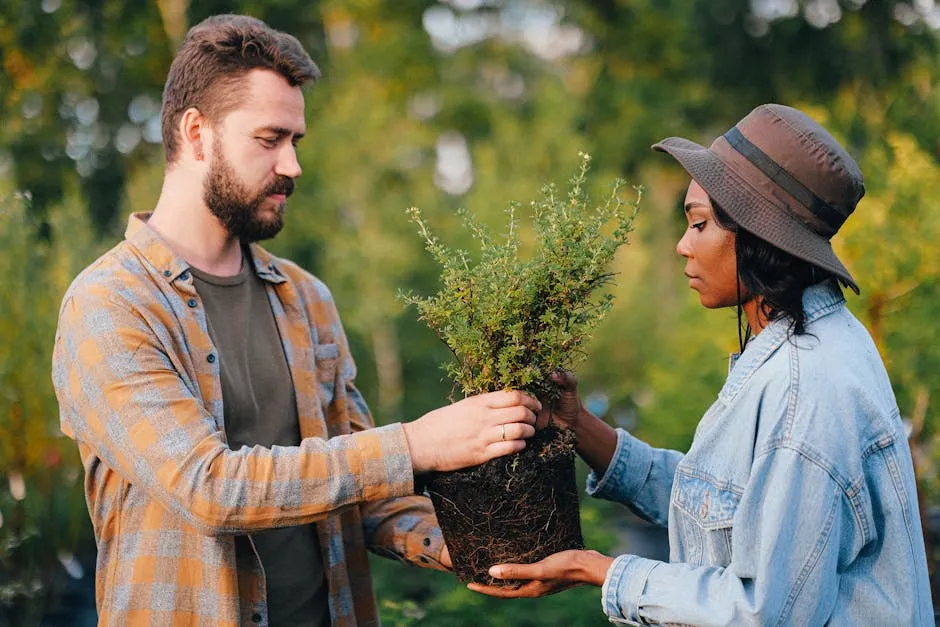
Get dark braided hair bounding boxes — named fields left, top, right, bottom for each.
left=710, top=200, right=842, bottom=345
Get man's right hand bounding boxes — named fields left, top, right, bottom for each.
left=403, top=391, right=541, bottom=474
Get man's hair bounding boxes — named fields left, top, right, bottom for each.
left=160, top=14, right=320, bottom=163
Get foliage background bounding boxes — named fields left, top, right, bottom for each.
left=1, top=0, right=939, bottom=624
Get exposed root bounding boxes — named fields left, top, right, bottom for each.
left=427, top=427, right=584, bottom=585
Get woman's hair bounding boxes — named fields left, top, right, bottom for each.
left=711, top=200, right=842, bottom=339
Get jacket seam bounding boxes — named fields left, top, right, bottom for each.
left=775, top=482, right=839, bottom=626
left=760, top=441, right=870, bottom=545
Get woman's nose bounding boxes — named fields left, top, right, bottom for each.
left=676, top=230, right=692, bottom=258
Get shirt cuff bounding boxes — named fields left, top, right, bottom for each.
left=586, top=428, right=653, bottom=503
left=601, top=554, right=660, bottom=625
left=354, top=423, right=417, bottom=501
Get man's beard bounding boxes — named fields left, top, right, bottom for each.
left=203, top=148, right=294, bottom=242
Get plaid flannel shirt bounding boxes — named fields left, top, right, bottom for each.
left=52, top=213, right=446, bottom=626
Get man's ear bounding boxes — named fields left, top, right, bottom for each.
left=179, top=107, right=208, bottom=161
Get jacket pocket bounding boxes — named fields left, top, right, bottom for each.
left=673, top=469, right=742, bottom=567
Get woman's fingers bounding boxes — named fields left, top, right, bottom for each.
left=467, top=581, right=544, bottom=598
left=490, top=563, right=541, bottom=580
left=550, top=369, right=578, bottom=389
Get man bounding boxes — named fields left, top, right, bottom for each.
left=51, top=14, right=540, bottom=627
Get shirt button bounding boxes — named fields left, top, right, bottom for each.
left=163, top=270, right=171, bottom=277
left=207, top=354, right=216, bottom=364
left=180, top=270, right=190, bottom=280
left=423, top=537, right=431, bottom=547
left=251, top=613, right=262, bottom=623
left=187, top=298, right=197, bottom=308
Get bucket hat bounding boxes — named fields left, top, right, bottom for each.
left=653, top=103, right=864, bottom=294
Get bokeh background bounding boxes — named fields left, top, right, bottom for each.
left=1, top=1, right=939, bottom=625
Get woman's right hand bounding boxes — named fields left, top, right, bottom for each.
left=539, top=370, right=618, bottom=476
left=538, top=370, right=584, bottom=431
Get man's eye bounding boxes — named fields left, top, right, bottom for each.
left=257, top=137, right=278, bottom=147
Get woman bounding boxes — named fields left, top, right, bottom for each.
left=470, top=104, right=933, bottom=625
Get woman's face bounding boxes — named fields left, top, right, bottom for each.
left=676, top=180, right=740, bottom=309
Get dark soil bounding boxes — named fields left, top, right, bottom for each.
left=426, top=426, right=584, bottom=586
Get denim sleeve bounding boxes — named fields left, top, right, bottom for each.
left=586, top=428, right=683, bottom=527
left=601, top=446, right=853, bottom=625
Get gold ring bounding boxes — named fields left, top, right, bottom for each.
left=501, top=424, right=506, bottom=441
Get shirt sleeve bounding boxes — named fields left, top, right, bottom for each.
left=52, top=288, right=417, bottom=536
left=601, top=445, right=851, bottom=626
left=586, top=428, right=684, bottom=527
left=324, top=296, right=448, bottom=571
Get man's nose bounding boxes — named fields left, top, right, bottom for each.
left=276, top=145, right=302, bottom=179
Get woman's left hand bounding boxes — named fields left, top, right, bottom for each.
left=467, top=550, right=614, bottom=598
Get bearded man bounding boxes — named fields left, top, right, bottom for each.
left=51, top=14, right=540, bottom=627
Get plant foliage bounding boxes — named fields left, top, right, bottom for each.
left=401, top=153, right=641, bottom=400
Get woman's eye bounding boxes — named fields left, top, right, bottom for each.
left=690, top=221, right=706, bottom=232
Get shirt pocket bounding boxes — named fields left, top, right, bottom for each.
left=673, top=469, right=742, bottom=567
left=313, top=343, right=339, bottom=407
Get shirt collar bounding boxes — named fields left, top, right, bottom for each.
left=125, top=212, right=286, bottom=285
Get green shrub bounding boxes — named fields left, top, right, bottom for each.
left=400, top=153, right=641, bottom=401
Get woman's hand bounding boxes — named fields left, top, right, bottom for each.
left=466, top=550, right=614, bottom=598
left=537, top=370, right=583, bottom=431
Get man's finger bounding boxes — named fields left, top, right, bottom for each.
left=494, top=405, right=537, bottom=426
left=495, top=422, right=535, bottom=442
left=484, top=440, right=526, bottom=459
left=486, top=390, right=542, bottom=412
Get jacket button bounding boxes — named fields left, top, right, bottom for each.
left=180, top=270, right=190, bottom=280
left=163, top=270, right=171, bottom=277
left=423, top=537, right=431, bottom=547
left=187, top=298, right=197, bottom=308
left=251, top=612, right=262, bottom=623
left=207, top=354, right=216, bottom=364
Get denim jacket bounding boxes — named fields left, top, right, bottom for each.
left=589, top=282, right=933, bottom=625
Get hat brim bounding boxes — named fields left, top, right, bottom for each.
left=653, top=137, right=859, bottom=294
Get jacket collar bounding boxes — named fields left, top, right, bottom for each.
left=720, top=281, right=845, bottom=402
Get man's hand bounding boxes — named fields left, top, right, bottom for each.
left=536, top=370, right=583, bottom=431
left=403, top=390, right=541, bottom=474
left=466, top=550, right=614, bottom=598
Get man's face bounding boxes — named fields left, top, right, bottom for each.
left=203, top=69, right=306, bottom=242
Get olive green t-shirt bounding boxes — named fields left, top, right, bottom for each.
left=191, top=255, right=329, bottom=627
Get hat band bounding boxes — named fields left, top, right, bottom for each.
left=724, top=126, right=844, bottom=233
